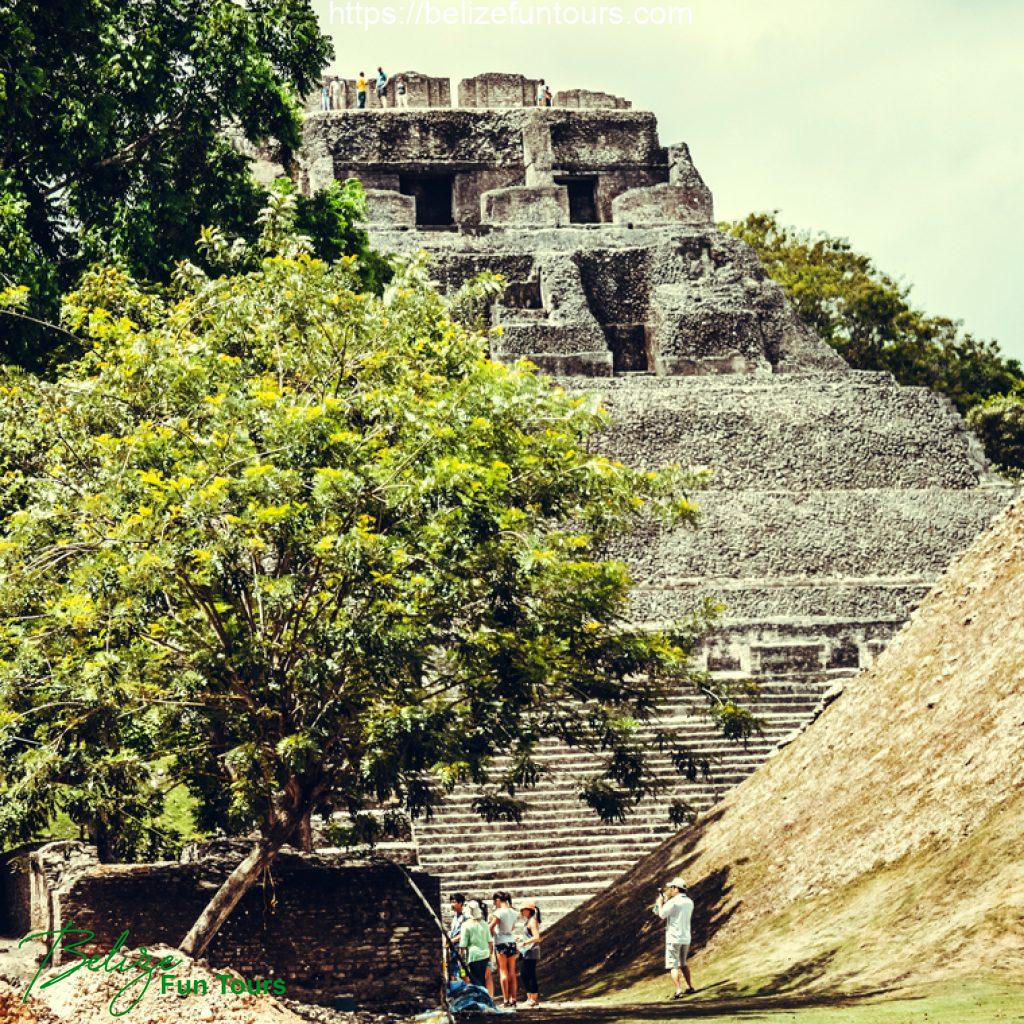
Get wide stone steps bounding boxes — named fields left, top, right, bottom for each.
left=418, top=821, right=672, bottom=849
left=415, top=661, right=840, bottom=922
left=419, top=845, right=654, bottom=871
left=429, top=851, right=661, bottom=881
left=439, top=870, right=641, bottom=900
left=408, top=375, right=1012, bottom=927
left=422, top=792, right=739, bottom=832
left=430, top=759, right=784, bottom=789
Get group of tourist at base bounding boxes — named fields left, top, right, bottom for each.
left=444, top=877, right=695, bottom=1009
left=446, top=892, right=543, bottom=1010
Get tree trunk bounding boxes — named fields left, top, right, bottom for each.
left=296, top=810, right=314, bottom=853
left=90, top=818, right=114, bottom=863
left=178, top=810, right=300, bottom=959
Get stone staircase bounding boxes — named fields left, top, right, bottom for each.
left=415, top=666, right=844, bottom=923
left=412, top=372, right=1014, bottom=924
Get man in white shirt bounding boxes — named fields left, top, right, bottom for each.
left=654, top=876, right=696, bottom=998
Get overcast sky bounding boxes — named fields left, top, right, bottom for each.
left=313, top=0, right=1024, bottom=361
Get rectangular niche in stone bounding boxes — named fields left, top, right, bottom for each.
left=554, top=175, right=600, bottom=223
left=399, top=173, right=455, bottom=226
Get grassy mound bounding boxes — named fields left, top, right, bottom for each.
left=542, top=499, right=1024, bottom=1003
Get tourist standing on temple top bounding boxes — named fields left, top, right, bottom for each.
left=543, top=85, right=553, bottom=107
left=395, top=73, right=409, bottom=107
left=376, top=67, right=389, bottom=107
left=448, top=892, right=467, bottom=980
left=356, top=71, right=368, bottom=109
left=536, top=79, right=547, bottom=106
left=654, top=877, right=696, bottom=999
left=329, top=76, right=342, bottom=111
left=489, top=891, right=519, bottom=1007
left=459, top=900, right=494, bottom=990
left=517, top=901, right=544, bottom=1007
left=320, top=79, right=330, bottom=111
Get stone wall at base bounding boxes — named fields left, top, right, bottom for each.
left=10, top=845, right=440, bottom=1011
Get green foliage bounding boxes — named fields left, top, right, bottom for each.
left=967, top=391, right=1024, bottom=478
left=0, top=206, right=724, bottom=860
left=726, top=212, right=1024, bottom=471
left=0, top=0, right=332, bottom=369
left=295, top=180, right=392, bottom=294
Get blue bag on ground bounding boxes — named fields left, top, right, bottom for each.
left=448, top=978, right=501, bottom=1013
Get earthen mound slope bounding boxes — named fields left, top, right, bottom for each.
left=542, top=499, right=1024, bottom=999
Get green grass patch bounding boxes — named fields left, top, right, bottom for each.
left=607, top=980, right=1024, bottom=1024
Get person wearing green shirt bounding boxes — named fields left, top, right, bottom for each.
left=459, top=900, right=493, bottom=989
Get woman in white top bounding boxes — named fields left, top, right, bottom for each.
left=489, top=891, right=519, bottom=1006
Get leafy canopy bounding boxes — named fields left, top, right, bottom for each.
left=967, top=390, right=1024, bottom=479
left=0, top=0, right=333, bottom=369
left=0, top=192, right=719, bottom=863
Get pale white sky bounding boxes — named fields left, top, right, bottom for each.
left=313, top=0, right=1024, bottom=362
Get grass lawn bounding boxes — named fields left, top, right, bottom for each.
left=594, top=981, right=1024, bottom=1024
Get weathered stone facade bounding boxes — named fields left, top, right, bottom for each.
left=288, top=83, right=1016, bottom=922
left=1, top=842, right=440, bottom=1010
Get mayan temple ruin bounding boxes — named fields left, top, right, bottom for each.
left=284, top=72, right=1014, bottom=922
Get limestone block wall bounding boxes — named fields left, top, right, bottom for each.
left=301, top=109, right=677, bottom=228
left=459, top=73, right=541, bottom=107
left=303, top=110, right=527, bottom=171
left=0, top=841, right=101, bottom=938
left=621, top=488, right=1009, bottom=583
left=481, top=184, right=569, bottom=226
left=612, top=182, right=715, bottom=227
left=651, top=282, right=773, bottom=374
left=11, top=844, right=440, bottom=1010
left=547, top=111, right=665, bottom=167
left=391, top=71, right=452, bottom=108
left=555, top=88, right=632, bottom=109
left=363, top=188, right=417, bottom=226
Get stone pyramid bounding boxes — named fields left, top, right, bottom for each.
left=295, top=76, right=1014, bottom=920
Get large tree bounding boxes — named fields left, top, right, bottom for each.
left=726, top=212, right=1023, bottom=471
left=0, top=192, right=736, bottom=957
left=0, top=0, right=333, bottom=369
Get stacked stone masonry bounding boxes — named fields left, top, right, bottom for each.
left=0, top=843, right=440, bottom=1010
left=306, top=72, right=630, bottom=112
left=290, top=82, right=1016, bottom=923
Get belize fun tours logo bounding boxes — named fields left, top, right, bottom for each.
left=19, top=922, right=286, bottom=1017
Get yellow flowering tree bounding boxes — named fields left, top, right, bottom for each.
left=0, top=196, right=718, bottom=957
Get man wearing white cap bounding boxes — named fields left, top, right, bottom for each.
left=654, top=877, right=695, bottom=998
